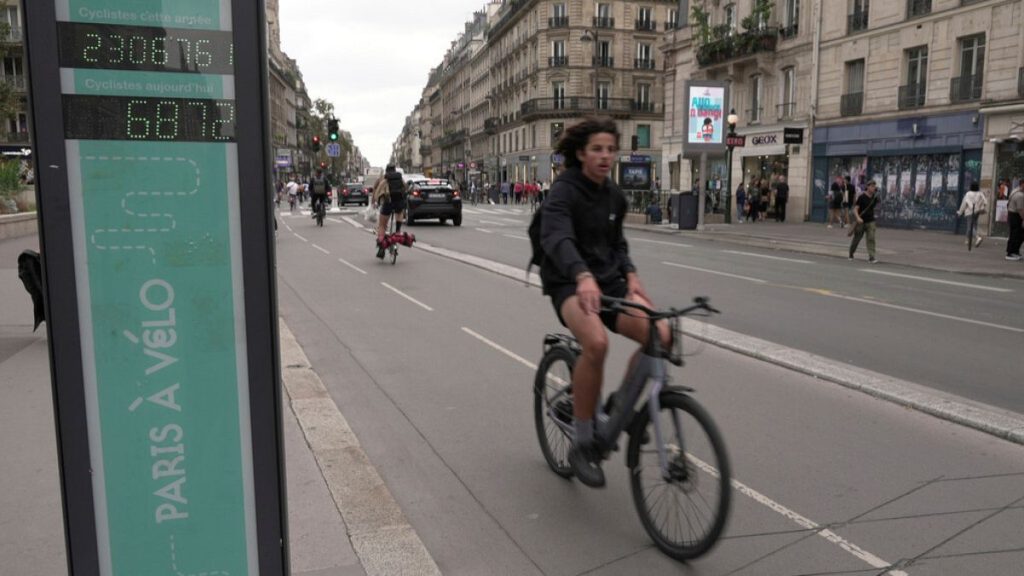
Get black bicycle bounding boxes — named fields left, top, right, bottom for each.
left=533, top=296, right=731, bottom=561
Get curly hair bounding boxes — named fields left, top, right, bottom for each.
left=554, top=116, right=620, bottom=170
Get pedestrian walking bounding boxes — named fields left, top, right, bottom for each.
left=1006, top=186, right=1024, bottom=261
left=759, top=178, right=770, bottom=222
left=747, top=178, right=761, bottom=223
left=828, top=176, right=844, bottom=228
left=500, top=181, right=510, bottom=204
left=735, top=182, right=747, bottom=223
left=956, top=181, right=988, bottom=249
left=774, top=176, right=789, bottom=222
left=849, top=180, right=880, bottom=263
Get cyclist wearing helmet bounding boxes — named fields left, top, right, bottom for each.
left=373, top=164, right=408, bottom=259
left=539, top=116, right=670, bottom=488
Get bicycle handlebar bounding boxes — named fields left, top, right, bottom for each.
left=599, top=295, right=720, bottom=319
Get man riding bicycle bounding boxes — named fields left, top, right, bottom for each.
left=539, top=117, right=670, bottom=488
left=308, top=169, right=331, bottom=220
left=373, top=164, right=408, bottom=259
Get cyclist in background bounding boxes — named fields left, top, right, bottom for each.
left=373, top=164, right=408, bottom=259
left=539, top=117, right=671, bottom=488
left=308, top=169, right=331, bottom=220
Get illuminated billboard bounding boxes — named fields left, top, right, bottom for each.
left=683, top=81, right=729, bottom=156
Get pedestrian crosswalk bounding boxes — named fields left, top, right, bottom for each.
left=461, top=207, right=531, bottom=216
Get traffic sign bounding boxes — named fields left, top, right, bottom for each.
left=25, top=1, right=287, bottom=574
left=326, top=142, right=341, bottom=157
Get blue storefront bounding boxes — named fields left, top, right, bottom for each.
left=812, top=112, right=983, bottom=231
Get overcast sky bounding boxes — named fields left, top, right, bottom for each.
left=279, top=0, right=489, bottom=167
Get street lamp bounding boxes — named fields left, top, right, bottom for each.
left=724, top=108, right=739, bottom=224
left=580, top=29, right=599, bottom=115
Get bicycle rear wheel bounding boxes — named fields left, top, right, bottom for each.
left=533, top=346, right=575, bottom=478
left=389, top=244, right=398, bottom=265
left=627, top=393, right=731, bottom=561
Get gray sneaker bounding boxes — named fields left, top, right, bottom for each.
left=568, top=442, right=606, bottom=488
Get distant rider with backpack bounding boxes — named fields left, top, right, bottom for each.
left=308, top=169, right=332, bottom=220
left=373, top=165, right=409, bottom=259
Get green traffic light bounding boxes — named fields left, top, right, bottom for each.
left=329, top=133, right=338, bottom=141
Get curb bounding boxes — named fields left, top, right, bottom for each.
left=278, top=318, right=442, bottom=576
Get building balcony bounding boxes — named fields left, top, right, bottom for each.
left=549, top=16, right=569, bottom=28
left=635, top=20, right=656, bottom=32
left=634, top=58, right=656, bottom=70
left=3, top=131, right=29, bottom=143
left=2, top=76, right=26, bottom=92
left=631, top=101, right=661, bottom=114
left=520, top=97, right=642, bottom=120
left=484, top=117, right=500, bottom=135
left=950, top=74, right=982, bottom=103
left=549, top=56, right=569, bottom=67
left=841, top=92, right=864, bottom=117
left=664, top=20, right=678, bottom=30
left=847, top=11, right=869, bottom=34
left=779, top=24, right=798, bottom=39
left=898, top=83, right=926, bottom=110
left=593, top=16, right=615, bottom=29
left=696, top=28, right=778, bottom=68
left=437, top=129, right=467, bottom=148
left=592, top=56, right=614, bottom=68
left=777, top=102, right=796, bottom=120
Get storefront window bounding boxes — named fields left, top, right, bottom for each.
left=869, top=153, right=964, bottom=230
left=993, top=142, right=1024, bottom=237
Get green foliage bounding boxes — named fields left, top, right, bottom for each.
left=0, top=160, right=20, bottom=195
left=690, top=5, right=711, bottom=44
left=0, top=22, right=15, bottom=121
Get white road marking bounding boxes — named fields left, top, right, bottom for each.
left=475, top=228, right=494, bottom=234
left=327, top=217, right=344, bottom=224
left=338, top=258, right=367, bottom=275
left=723, top=250, right=814, bottom=264
left=805, top=288, right=1024, bottom=334
left=294, top=233, right=308, bottom=243
left=688, top=456, right=907, bottom=576
left=663, top=261, right=767, bottom=284
left=466, top=323, right=907, bottom=575
left=861, top=269, right=1013, bottom=293
left=312, top=244, right=330, bottom=255
left=504, top=234, right=529, bottom=241
left=342, top=216, right=365, bottom=229
left=460, top=327, right=537, bottom=370
left=631, top=238, right=694, bottom=248
left=381, top=282, right=434, bottom=312
left=479, top=220, right=507, bottom=226
left=284, top=223, right=293, bottom=232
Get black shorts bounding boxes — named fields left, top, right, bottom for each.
left=549, top=278, right=628, bottom=333
left=380, top=196, right=406, bottom=215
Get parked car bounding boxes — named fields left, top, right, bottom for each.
left=338, top=183, right=369, bottom=206
left=405, top=178, right=462, bottom=226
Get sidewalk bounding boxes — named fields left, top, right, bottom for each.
left=0, top=234, right=438, bottom=576
left=628, top=218, right=1024, bottom=280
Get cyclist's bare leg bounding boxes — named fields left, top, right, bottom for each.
left=559, top=296, right=609, bottom=422
left=615, top=292, right=672, bottom=377
left=377, top=212, right=390, bottom=242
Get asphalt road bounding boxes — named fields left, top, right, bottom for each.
left=274, top=206, right=1024, bottom=575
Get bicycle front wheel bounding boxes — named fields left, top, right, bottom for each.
left=533, top=346, right=575, bottom=478
left=627, top=393, right=731, bottom=561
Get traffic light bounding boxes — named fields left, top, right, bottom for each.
left=320, top=161, right=327, bottom=169
left=328, top=118, right=339, bottom=142
left=312, top=135, right=321, bottom=151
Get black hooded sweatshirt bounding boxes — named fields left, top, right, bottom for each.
left=539, top=166, right=636, bottom=293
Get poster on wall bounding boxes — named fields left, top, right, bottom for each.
left=683, top=81, right=727, bottom=156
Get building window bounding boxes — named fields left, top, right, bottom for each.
left=636, top=6, right=655, bottom=31
left=724, top=4, right=737, bottom=31
left=635, top=42, right=654, bottom=69
left=842, top=59, right=865, bottom=116
left=667, top=8, right=679, bottom=30
left=550, top=40, right=567, bottom=67
left=749, top=75, right=762, bottom=123
left=552, top=81, right=565, bottom=109
left=848, top=0, right=869, bottom=33
left=594, top=40, right=612, bottom=67
left=595, top=3, right=613, bottom=28
left=780, top=67, right=796, bottom=118
left=781, top=0, right=799, bottom=37
left=635, top=83, right=652, bottom=112
left=900, top=46, right=927, bottom=109
left=598, top=81, right=611, bottom=110
left=952, top=35, right=985, bottom=102
left=551, top=122, right=564, bottom=145
left=637, top=124, right=651, bottom=148
left=907, top=0, right=931, bottom=18
left=549, top=3, right=568, bottom=27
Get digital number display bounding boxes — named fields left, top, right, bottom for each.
left=58, top=22, right=234, bottom=74
left=63, top=95, right=236, bottom=142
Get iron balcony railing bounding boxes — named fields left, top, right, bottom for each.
left=593, top=16, right=614, bottom=28
left=484, top=117, right=500, bottom=134
left=841, top=92, right=864, bottom=116
left=635, top=20, right=656, bottom=31
left=631, top=101, right=660, bottom=114
left=898, top=83, right=926, bottom=109
left=548, top=16, right=569, bottom=28
left=521, top=97, right=644, bottom=118
left=593, top=56, right=614, bottom=68
left=847, top=11, right=869, bottom=34
left=634, top=58, right=655, bottom=70
left=950, top=74, right=983, bottom=103
left=777, top=102, right=796, bottom=119
left=2, top=76, right=26, bottom=92
left=696, top=27, right=778, bottom=67
left=3, top=27, right=22, bottom=42
left=548, top=56, right=568, bottom=67
left=664, top=20, right=678, bottom=30
left=779, top=24, right=799, bottom=39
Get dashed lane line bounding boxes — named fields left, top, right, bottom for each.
left=338, top=258, right=367, bottom=275
left=631, top=238, right=694, bottom=249
left=504, top=234, right=528, bottom=241
left=294, top=233, right=308, bottom=243
left=861, top=269, right=1013, bottom=293
left=312, top=244, right=330, bottom=255
left=723, top=250, right=814, bottom=264
left=663, top=261, right=768, bottom=284
left=381, top=283, right=434, bottom=312
left=475, top=228, right=494, bottom=234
